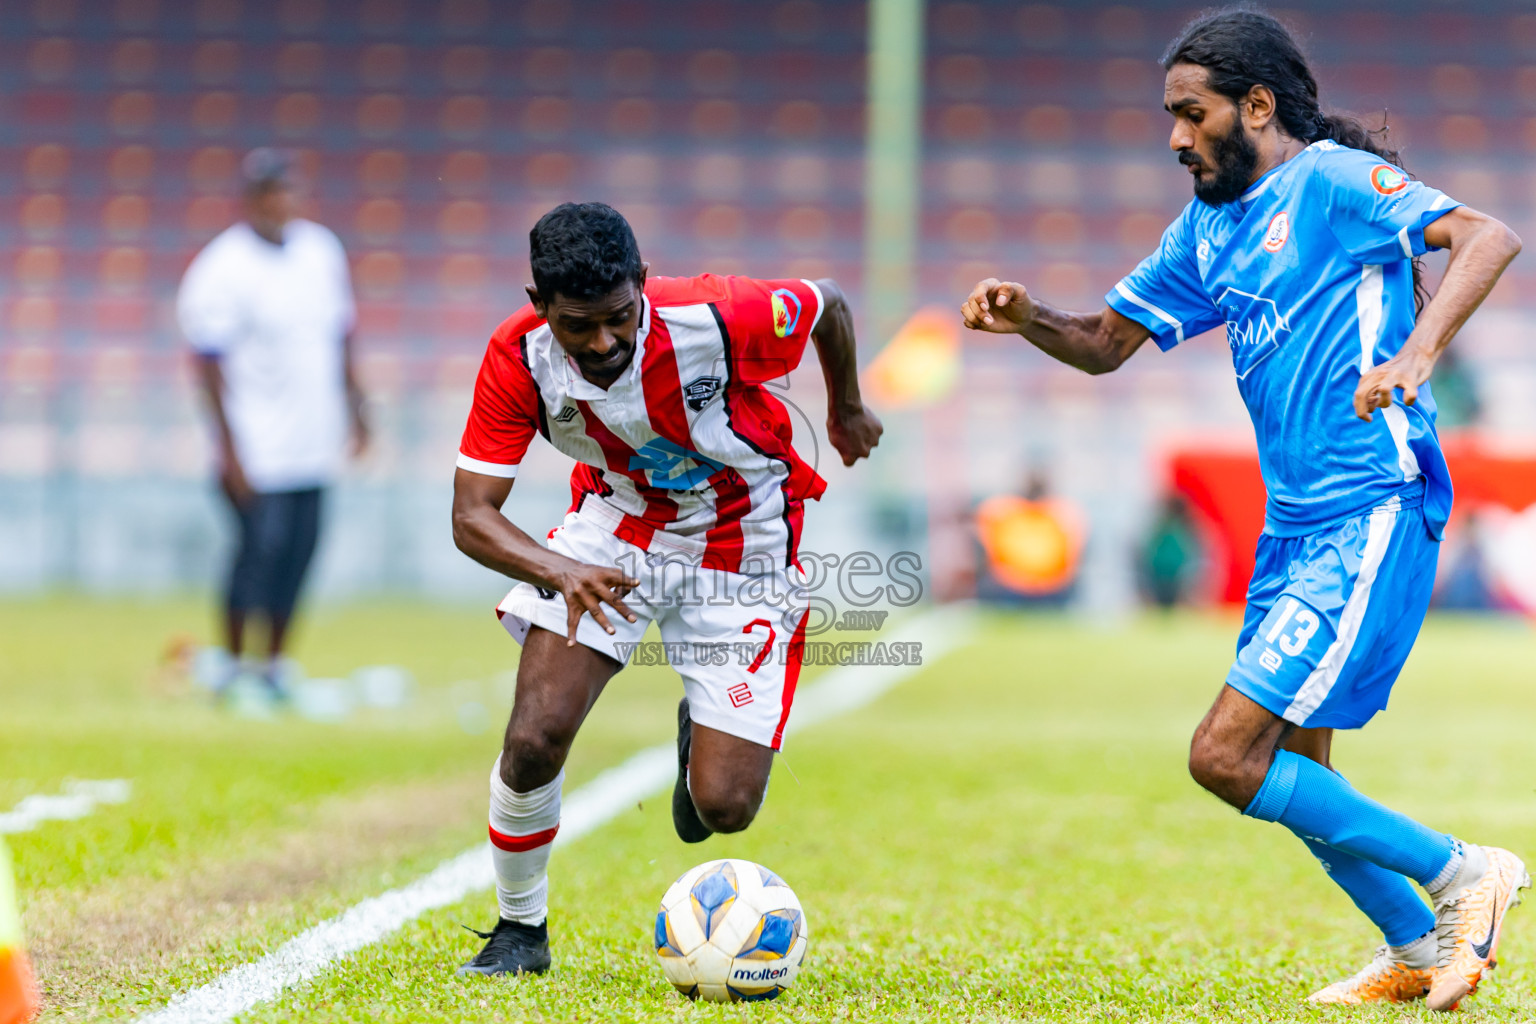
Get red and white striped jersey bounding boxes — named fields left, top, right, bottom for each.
left=457, top=274, right=828, bottom=572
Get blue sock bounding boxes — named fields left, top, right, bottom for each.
left=1300, top=837, right=1434, bottom=946
left=1245, top=750, right=1455, bottom=886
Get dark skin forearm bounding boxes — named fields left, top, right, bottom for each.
left=342, top=330, right=371, bottom=453
left=194, top=355, right=237, bottom=459
left=1015, top=301, right=1147, bottom=375
left=451, top=469, right=638, bottom=644
left=810, top=278, right=883, bottom=466
left=195, top=353, right=253, bottom=504
left=451, top=472, right=593, bottom=590
left=1355, top=206, right=1522, bottom=419
left=960, top=278, right=1151, bottom=375
left=810, top=278, right=863, bottom=413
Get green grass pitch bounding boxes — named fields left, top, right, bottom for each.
left=7, top=597, right=1536, bottom=1022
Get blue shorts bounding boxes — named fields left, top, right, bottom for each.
left=1226, top=496, right=1438, bottom=730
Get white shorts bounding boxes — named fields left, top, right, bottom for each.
left=495, top=508, right=811, bottom=750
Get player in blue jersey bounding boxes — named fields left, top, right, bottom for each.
left=964, top=7, right=1524, bottom=1012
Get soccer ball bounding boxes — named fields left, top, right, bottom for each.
left=653, top=858, right=808, bottom=1002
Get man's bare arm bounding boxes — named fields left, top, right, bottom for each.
left=810, top=278, right=882, bottom=466
left=1354, top=206, right=1522, bottom=420
left=194, top=353, right=253, bottom=505
left=342, top=329, right=371, bottom=455
left=451, top=468, right=638, bottom=644
left=960, top=278, right=1152, bottom=375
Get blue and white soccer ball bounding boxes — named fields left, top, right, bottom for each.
left=654, top=858, right=808, bottom=1002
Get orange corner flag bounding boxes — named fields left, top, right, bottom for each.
left=865, top=307, right=961, bottom=409
left=0, top=841, right=39, bottom=1024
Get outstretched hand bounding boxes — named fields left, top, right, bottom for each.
left=961, top=278, right=1035, bottom=334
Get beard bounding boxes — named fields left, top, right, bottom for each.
left=1182, top=118, right=1259, bottom=206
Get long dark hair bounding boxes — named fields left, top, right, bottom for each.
left=1162, top=5, right=1428, bottom=310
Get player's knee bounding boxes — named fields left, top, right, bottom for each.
left=502, top=724, right=572, bottom=791
left=695, top=796, right=757, bottom=834
left=690, top=779, right=762, bottom=834
left=1187, top=731, right=1247, bottom=802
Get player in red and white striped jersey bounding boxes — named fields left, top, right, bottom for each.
left=452, top=202, right=882, bottom=976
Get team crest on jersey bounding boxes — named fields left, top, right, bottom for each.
left=553, top=405, right=578, bottom=423
left=770, top=288, right=802, bottom=338
left=683, top=375, right=722, bottom=411
left=1262, top=211, right=1290, bottom=253
left=1370, top=164, right=1409, bottom=195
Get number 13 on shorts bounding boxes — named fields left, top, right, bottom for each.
left=1241, top=594, right=1338, bottom=679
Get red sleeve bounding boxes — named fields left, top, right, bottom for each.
left=717, top=276, right=824, bottom=386
left=457, top=327, right=541, bottom=478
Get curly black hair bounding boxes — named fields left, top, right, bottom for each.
left=528, top=202, right=644, bottom=302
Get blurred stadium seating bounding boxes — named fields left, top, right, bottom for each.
left=3, top=0, right=1535, bottom=604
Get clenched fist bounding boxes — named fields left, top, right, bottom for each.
left=961, top=278, right=1035, bottom=334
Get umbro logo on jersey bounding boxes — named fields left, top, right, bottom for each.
left=684, top=375, right=722, bottom=411
left=553, top=405, right=578, bottom=423
left=1262, top=211, right=1290, bottom=253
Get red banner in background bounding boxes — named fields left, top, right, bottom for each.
left=1167, top=435, right=1536, bottom=605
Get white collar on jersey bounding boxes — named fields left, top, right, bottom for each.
left=1234, top=140, right=1325, bottom=206
left=554, top=293, right=652, bottom=400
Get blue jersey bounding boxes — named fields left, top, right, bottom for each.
left=1107, top=140, right=1459, bottom=538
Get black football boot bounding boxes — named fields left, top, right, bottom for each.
left=456, top=918, right=551, bottom=977
left=672, top=698, right=714, bottom=844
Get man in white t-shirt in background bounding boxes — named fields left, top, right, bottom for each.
left=177, top=148, right=368, bottom=698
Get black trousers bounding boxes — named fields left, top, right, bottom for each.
left=225, top=487, right=324, bottom=619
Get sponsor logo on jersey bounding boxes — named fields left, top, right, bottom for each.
left=727, top=681, right=754, bottom=707
left=553, top=405, right=578, bottom=423
left=1370, top=164, right=1409, bottom=195
left=1262, top=211, right=1290, bottom=253
left=770, top=288, right=802, bottom=338
left=628, top=436, right=725, bottom=490
left=1197, top=238, right=1211, bottom=263
left=683, top=375, right=722, bottom=411
left=1217, top=287, right=1292, bottom=382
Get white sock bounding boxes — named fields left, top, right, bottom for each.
left=1426, top=840, right=1480, bottom=901
left=1390, top=930, right=1437, bottom=969
left=487, top=755, right=562, bottom=926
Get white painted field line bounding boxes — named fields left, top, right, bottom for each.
left=133, top=604, right=976, bottom=1024
left=0, top=779, right=132, bottom=834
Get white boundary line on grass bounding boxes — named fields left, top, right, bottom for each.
left=0, top=779, right=132, bottom=834
left=134, top=604, right=977, bottom=1024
